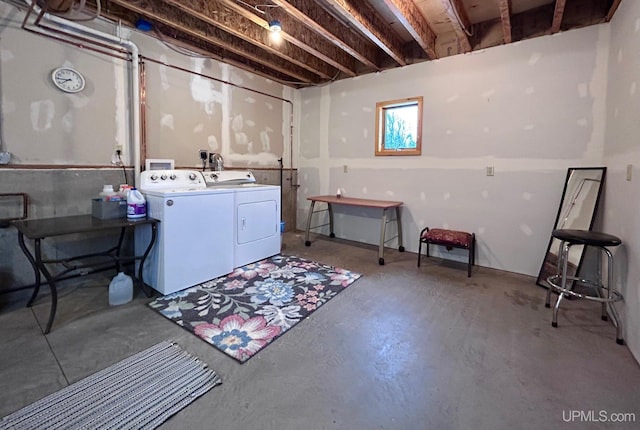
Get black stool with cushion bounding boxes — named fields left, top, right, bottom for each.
left=544, top=229, right=624, bottom=345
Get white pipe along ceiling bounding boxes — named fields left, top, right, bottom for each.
left=23, top=0, right=143, bottom=185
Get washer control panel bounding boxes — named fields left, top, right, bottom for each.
left=203, top=170, right=256, bottom=186
left=140, top=169, right=206, bottom=190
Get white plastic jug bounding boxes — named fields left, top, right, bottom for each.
left=127, top=187, right=146, bottom=219
left=99, top=185, right=118, bottom=201
left=109, top=272, right=133, bottom=306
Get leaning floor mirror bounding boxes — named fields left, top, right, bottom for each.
left=536, top=167, right=606, bottom=288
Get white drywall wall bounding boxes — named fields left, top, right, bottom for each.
left=603, top=0, right=640, bottom=363
left=0, top=2, right=289, bottom=169
left=298, top=24, right=610, bottom=277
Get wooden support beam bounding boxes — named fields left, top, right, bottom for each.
left=550, top=0, right=567, bottom=33
left=108, top=0, right=320, bottom=84
left=323, top=0, right=407, bottom=66
left=150, top=22, right=312, bottom=87
left=160, top=0, right=337, bottom=80
left=441, top=0, right=472, bottom=53
left=382, top=0, right=438, bottom=60
left=270, top=0, right=379, bottom=70
left=605, top=0, right=622, bottom=22
left=498, top=0, right=512, bottom=43
left=213, top=0, right=358, bottom=77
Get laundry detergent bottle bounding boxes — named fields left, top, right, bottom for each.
left=127, top=187, right=146, bottom=219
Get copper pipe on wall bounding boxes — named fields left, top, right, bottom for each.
left=17, top=2, right=296, bottom=186
left=21, top=2, right=129, bottom=61
left=140, top=54, right=296, bottom=174
left=0, top=164, right=131, bottom=169
left=140, top=60, right=147, bottom=164
left=140, top=55, right=293, bottom=105
left=20, top=1, right=143, bottom=184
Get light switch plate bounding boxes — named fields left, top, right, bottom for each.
left=486, top=166, right=494, bottom=176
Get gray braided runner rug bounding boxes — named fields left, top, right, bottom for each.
left=0, top=341, right=221, bottom=430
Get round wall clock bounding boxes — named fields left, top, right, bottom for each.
left=51, top=67, right=85, bottom=93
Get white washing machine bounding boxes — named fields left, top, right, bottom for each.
left=135, top=170, right=234, bottom=295
left=203, top=170, right=281, bottom=268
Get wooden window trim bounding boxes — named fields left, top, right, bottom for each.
left=375, top=96, right=423, bottom=156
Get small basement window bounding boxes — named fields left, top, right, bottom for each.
left=375, top=96, right=423, bottom=156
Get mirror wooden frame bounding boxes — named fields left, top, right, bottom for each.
left=536, top=167, right=607, bottom=289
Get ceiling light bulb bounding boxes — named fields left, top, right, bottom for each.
left=269, top=19, right=281, bottom=32
left=269, top=30, right=282, bottom=43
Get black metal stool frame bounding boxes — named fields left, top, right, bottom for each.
left=545, top=231, right=624, bottom=345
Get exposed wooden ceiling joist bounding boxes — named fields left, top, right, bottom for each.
left=550, top=0, right=566, bottom=33
left=498, top=0, right=512, bottom=43
left=213, top=0, right=358, bottom=77
left=79, top=0, right=621, bottom=87
left=269, top=0, right=380, bottom=70
left=606, top=0, right=622, bottom=21
left=382, top=0, right=438, bottom=59
left=158, top=0, right=337, bottom=80
left=440, top=0, right=472, bottom=53
left=107, top=0, right=321, bottom=84
left=323, top=0, right=407, bottom=66
left=148, top=22, right=312, bottom=85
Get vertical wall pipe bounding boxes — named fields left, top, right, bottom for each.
left=24, top=1, right=142, bottom=185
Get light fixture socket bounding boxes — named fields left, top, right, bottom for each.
left=269, top=19, right=281, bottom=32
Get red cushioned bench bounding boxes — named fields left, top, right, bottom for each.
left=417, top=227, right=476, bottom=277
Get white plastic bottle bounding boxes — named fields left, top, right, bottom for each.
left=118, top=184, right=132, bottom=199
left=109, top=272, right=133, bottom=306
left=99, top=185, right=118, bottom=201
left=127, top=187, right=146, bottom=219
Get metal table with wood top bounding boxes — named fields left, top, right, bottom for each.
left=304, top=195, right=404, bottom=265
left=11, top=215, right=159, bottom=334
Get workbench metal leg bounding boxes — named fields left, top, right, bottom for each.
left=114, top=227, right=126, bottom=273
left=18, top=233, right=41, bottom=307
left=395, top=206, right=405, bottom=252
left=33, top=239, right=57, bottom=334
left=378, top=209, right=388, bottom=265
left=328, top=203, right=335, bottom=238
left=138, top=223, right=157, bottom=298
left=304, top=201, right=316, bottom=246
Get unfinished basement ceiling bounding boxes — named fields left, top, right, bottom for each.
left=35, top=0, right=621, bottom=87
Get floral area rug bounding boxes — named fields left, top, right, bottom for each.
left=148, top=255, right=362, bottom=363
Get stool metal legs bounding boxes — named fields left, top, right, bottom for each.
left=545, top=241, right=624, bottom=345
left=551, top=240, right=570, bottom=328
left=603, top=247, right=624, bottom=344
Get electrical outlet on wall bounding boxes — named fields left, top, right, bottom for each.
left=486, top=166, right=494, bottom=176
left=111, top=147, right=123, bottom=165
left=112, top=144, right=124, bottom=165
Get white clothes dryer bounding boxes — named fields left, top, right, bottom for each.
left=202, top=171, right=281, bottom=268
left=136, top=170, right=234, bottom=295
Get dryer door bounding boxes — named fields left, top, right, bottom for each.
left=237, top=199, right=278, bottom=244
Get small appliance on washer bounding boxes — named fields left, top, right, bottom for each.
left=203, top=170, right=281, bottom=268
left=135, top=169, right=234, bottom=295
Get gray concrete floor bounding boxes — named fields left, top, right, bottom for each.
left=1, top=231, right=639, bottom=429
